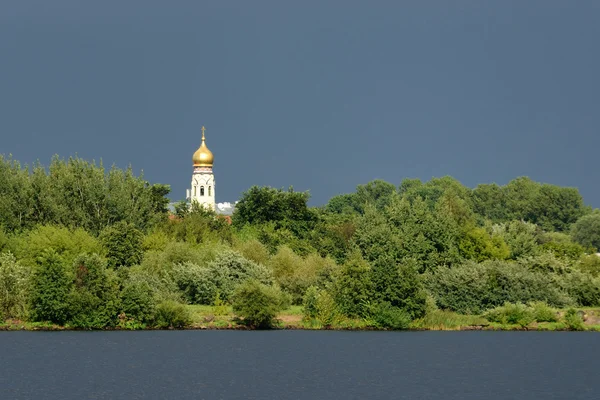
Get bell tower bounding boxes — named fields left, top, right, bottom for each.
left=187, top=126, right=215, bottom=210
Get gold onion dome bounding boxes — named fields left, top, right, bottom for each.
left=192, top=126, right=214, bottom=167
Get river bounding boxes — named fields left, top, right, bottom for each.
left=0, top=331, right=598, bottom=399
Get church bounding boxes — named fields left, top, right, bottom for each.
left=186, top=127, right=235, bottom=215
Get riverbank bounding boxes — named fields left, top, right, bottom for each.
left=2, top=306, right=600, bottom=331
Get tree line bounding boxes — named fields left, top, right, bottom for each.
left=1, top=155, right=599, bottom=329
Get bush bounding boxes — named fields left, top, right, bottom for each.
left=332, top=250, right=373, bottom=318
left=370, top=302, right=411, bottom=330
left=68, top=253, right=120, bottom=328
left=484, top=303, right=535, bottom=327
left=530, top=302, right=558, bottom=322
left=0, top=252, right=30, bottom=320
left=571, top=213, right=600, bottom=251
left=302, top=286, right=319, bottom=320
left=208, top=250, right=273, bottom=301
left=153, top=300, right=192, bottom=328
left=564, top=308, right=585, bottom=331
left=120, top=280, right=157, bottom=324
left=29, top=250, right=72, bottom=324
left=100, top=221, right=144, bottom=268
left=314, top=290, right=339, bottom=327
left=426, top=260, right=572, bottom=314
left=371, top=257, right=427, bottom=319
left=234, top=239, right=270, bottom=266
left=577, top=255, right=600, bottom=277
left=172, top=262, right=222, bottom=305
left=232, top=279, right=286, bottom=329
left=562, top=271, right=600, bottom=307
left=15, top=225, right=101, bottom=267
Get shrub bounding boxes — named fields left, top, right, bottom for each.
left=208, top=250, right=273, bottom=301
left=426, top=260, right=572, bottom=314
left=234, top=239, right=270, bottom=266
left=15, top=225, right=101, bottom=267
left=100, top=221, right=144, bottom=268
left=370, top=302, right=411, bottom=330
left=571, top=213, right=600, bottom=251
left=564, top=308, right=585, bottom=331
left=120, top=280, right=157, bottom=324
left=484, top=303, right=535, bottom=327
left=530, top=302, right=558, bottom=322
left=0, top=252, right=30, bottom=320
left=577, top=255, right=600, bottom=277
left=492, top=221, right=539, bottom=259
left=172, top=262, right=223, bottom=305
left=302, top=285, right=319, bottom=320
left=232, top=279, right=286, bottom=329
left=562, top=271, right=600, bottom=307
left=332, top=250, right=373, bottom=318
left=29, top=250, right=72, bottom=324
left=314, top=290, right=339, bottom=327
left=371, top=257, right=427, bottom=319
left=68, top=253, right=120, bottom=328
left=153, top=300, right=192, bottom=328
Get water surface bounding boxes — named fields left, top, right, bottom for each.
left=0, top=331, right=598, bottom=399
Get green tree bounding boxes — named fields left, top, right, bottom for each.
left=571, top=212, right=600, bottom=251
left=15, top=225, right=101, bottom=267
left=29, top=250, right=72, bottom=324
left=100, top=221, right=144, bottom=268
left=68, top=253, right=120, bottom=328
left=232, top=186, right=315, bottom=234
left=332, top=250, right=373, bottom=318
left=370, top=257, right=427, bottom=319
left=0, top=252, right=30, bottom=320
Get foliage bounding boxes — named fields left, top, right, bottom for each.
left=0, top=252, right=30, bottom=320
left=314, top=290, right=340, bottom=327
left=207, top=250, right=273, bottom=301
left=100, top=221, right=144, bottom=268
left=120, top=279, right=157, bottom=324
left=577, top=255, right=600, bottom=277
left=458, top=226, right=510, bottom=262
left=302, top=285, right=320, bottom=320
left=369, top=302, right=411, bottom=330
left=571, top=212, right=600, bottom=251
left=0, top=155, right=170, bottom=234
left=15, top=225, right=101, bottom=268
left=563, top=308, right=585, bottom=331
left=233, top=186, right=315, bottom=235
left=232, top=279, right=286, bottom=328
left=29, top=250, right=72, bottom=324
left=234, top=238, right=270, bottom=266
left=332, top=250, right=373, bottom=318
left=491, top=221, right=539, bottom=260
left=484, top=303, right=535, bottom=327
left=561, top=271, right=600, bottom=307
left=153, top=300, right=192, bottom=328
left=172, top=262, right=221, bottom=305
left=530, top=301, right=558, bottom=323
left=425, top=260, right=572, bottom=314
left=68, top=253, right=120, bottom=328
left=370, top=257, right=427, bottom=319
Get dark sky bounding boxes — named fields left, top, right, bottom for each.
left=1, top=1, right=599, bottom=207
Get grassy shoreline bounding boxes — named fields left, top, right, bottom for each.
left=3, top=306, right=599, bottom=332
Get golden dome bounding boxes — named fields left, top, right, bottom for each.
left=192, top=126, right=214, bottom=167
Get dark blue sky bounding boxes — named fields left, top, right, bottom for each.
left=1, top=1, right=599, bottom=206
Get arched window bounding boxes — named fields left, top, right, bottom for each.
left=193, top=186, right=197, bottom=196
left=208, top=186, right=211, bottom=196
left=200, top=186, right=205, bottom=196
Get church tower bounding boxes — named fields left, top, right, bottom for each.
left=187, top=126, right=215, bottom=210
